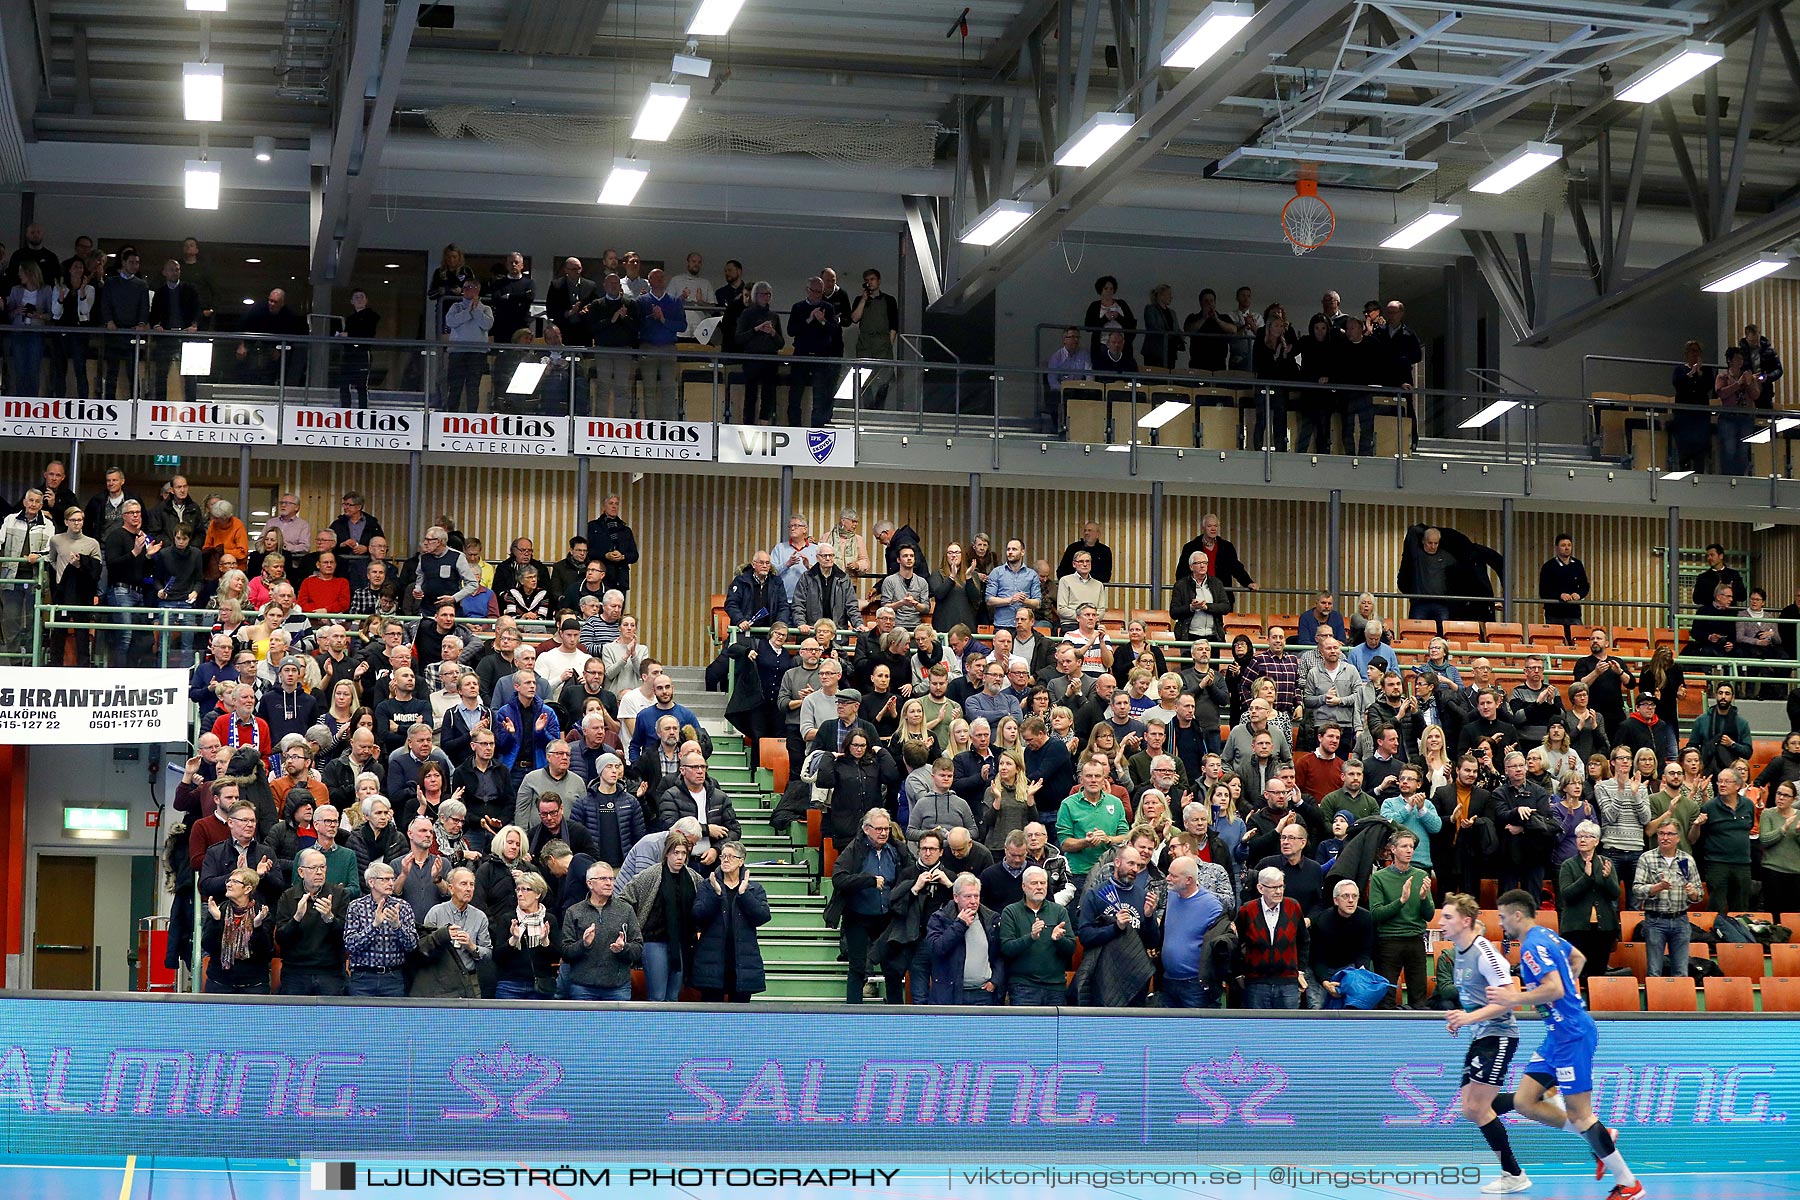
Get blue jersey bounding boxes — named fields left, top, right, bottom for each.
left=1518, top=924, right=1594, bottom=1039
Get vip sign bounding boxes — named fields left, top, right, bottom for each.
left=716, top=424, right=856, bottom=468
left=427, top=413, right=572, bottom=456
left=282, top=405, right=424, bottom=451
left=134, top=400, right=278, bottom=444
left=0, top=397, right=133, bottom=441
left=572, top=418, right=714, bottom=461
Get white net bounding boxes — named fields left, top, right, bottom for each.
left=422, top=105, right=940, bottom=169
left=1282, top=194, right=1335, bottom=256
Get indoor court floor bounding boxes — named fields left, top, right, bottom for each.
left=7, top=1155, right=1795, bottom=1200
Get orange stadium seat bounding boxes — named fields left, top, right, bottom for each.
left=1714, top=942, right=1766, bottom=979
left=1771, top=944, right=1800, bottom=976
left=1702, top=976, right=1755, bottom=1012
left=1588, top=977, right=1641, bottom=1011
left=1398, top=619, right=1439, bottom=640
left=1611, top=941, right=1647, bottom=979
left=1527, top=623, right=1568, bottom=645
left=1780, top=918, right=1800, bottom=944
left=1762, top=978, right=1800, bottom=1012
left=1645, top=976, right=1698, bottom=1011
left=1441, top=619, right=1482, bottom=640
left=758, top=738, right=789, bottom=794
left=1486, top=621, right=1525, bottom=643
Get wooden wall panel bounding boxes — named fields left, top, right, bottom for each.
left=1728, top=278, right=1799, bottom=406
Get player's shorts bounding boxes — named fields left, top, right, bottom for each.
left=1462, top=1035, right=1518, bottom=1088
left=1524, top=1026, right=1598, bottom=1095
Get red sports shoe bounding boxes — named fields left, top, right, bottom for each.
left=1606, top=1181, right=1645, bottom=1198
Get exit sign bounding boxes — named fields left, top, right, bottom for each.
left=153, top=454, right=181, bottom=468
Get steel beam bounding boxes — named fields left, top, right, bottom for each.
left=1514, top=233, right=1535, bottom=326
left=933, top=0, right=1062, bottom=130
left=1464, top=230, right=1533, bottom=342
left=903, top=196, right=945, bottom=305
left=1534, top=210, right=1555, bottom=327
left=933, top=0, right=1351, bottom=312
left=1705, top=69, right=1722, bottom=235
left=1659, top=97, right=1712, bottom=242
left=309, top=0, right=385, bottom=285
left=327, top=0, right=420, bottom=295
left=1520, top=193, right=1800, bottom=346
left=1598, top=127, right=1614, bottom=290
left=1563, top=178, right=1604, bottom=297
left=1720, top=12, right=1771, bottom=232
left=1610, top=105, right=1653, bottom=289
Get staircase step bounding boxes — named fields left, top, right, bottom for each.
left=761, top=972, right=850, bottom=999
left=761, top=942, right=843, bottom=964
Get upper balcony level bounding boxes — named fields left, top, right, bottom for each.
left=7, top=325, right=1800, bottom=524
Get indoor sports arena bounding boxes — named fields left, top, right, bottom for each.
left=2, top=0, right=1800, bottom=1197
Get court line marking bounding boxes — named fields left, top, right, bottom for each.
left=117, top=1155, right=136, bottom=1200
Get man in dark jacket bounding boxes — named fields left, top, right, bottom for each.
left=925, top=875, right=1004, bottom=1004
left=273, top=849, right=348, bottom=995
left=1686, top=681, right=1753, bottom=777
left=792, top=549, right=858, bottom=633
left=725, top=551, right=791, bottom=631
left=200, top=803, right=288, bottom=907
left=1175, top=513, right=1255, bottom=591
left=656, top=754, right=742, bottom=844
left=99, top=248, right=151, bottom=399
left=886, top=828, right=957, bottom=1003
left=1489, top=751, right=1553, bottom=902
left=826, top=810, right=913, bottom=1002
left=571, top=754, right=646, bottom=869
left=148, top=259, right=202, bottom=403
left=585, top=493, right=639, bottom=596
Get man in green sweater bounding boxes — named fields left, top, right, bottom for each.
left=997, top=865, right=1076, bottom=1004
left=1323, top=760, right=1380, bottom=823
left=1370, top=829, right=1435, bottom=1008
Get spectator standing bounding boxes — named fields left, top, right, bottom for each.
left=1715, top=347, right=1760, bottom=476
left=1084, top=275, right=1136, bottom=361
left=786, top=276, right=840, bottom=426
left=585, top=494, right=639, bottom=596
left=440, top=279, right=492, bottom=411
left=1044, top=327, right=1092, bottom=432
left=1573, top=629, right=1635, bottom=740
left=997, top=865, right=1076, bottom=1004
left=1306, top=879, right=1374, bottom=1009
left=1175, top=513, right=1256, bottom=594
left=98, top=248, right=149, bottom=399
left=342, top=862, right=417, bottom=997
left=634, top=269, right=685, bottom=418
left=1140, top=284, right=1182, bottom=371
left=1740, top=322, right=1784, bottom=407
left=1669, top=340, right=1714, bottom=473
left=692, top=842, right=771, bottom=1002
left=1689, top=766, right=1754, bottom=911
left=560, top=861, right=642, bottom=1001
left=1556, top=822, right=1620, bottom=989
left=1632, top=821, right=1703, bottom=977
left=1369, top=829, right=1435, bottom=1007
left=829, top=810, right=912, bottom=1003
left=1537, top=534, right=1590, bottom=637
left=201, top=869, right=275, bottom=994
left=1232, top=866, right=1309, bottom=1009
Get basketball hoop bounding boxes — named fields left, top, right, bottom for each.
left=1282, top=174, right=1335, bottom=256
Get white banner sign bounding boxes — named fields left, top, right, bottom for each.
left=0, top=397, right=134, bottom=441
left=427, top=413, right=571, bottom=456
left=572, top=417, right=714, bottom=462
left=134, top=400, right=278, bottom=445
left=0, top=667, right=188, bottom=744
left=281, top=405, right=425, bottom=451
left=716, top=424, right=856, bottom=468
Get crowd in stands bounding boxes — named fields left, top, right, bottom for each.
left=0, top=224, right=899, bottom=424
left=1043, top=275, right=1789, bottom=468
left=9, top=463, right=1792, bottom=1009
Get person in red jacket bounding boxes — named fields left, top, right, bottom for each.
left=297, top=549, right=351, bottom=615
left=209, top=682, right=273, bottom=770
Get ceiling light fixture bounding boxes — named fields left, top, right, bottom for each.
left=686, top=0, right=748, bottom=37
left=672, top=53, right=713, bottom=79
left=1054, top=111, right=1135, bottom=168
left=384, top=262, right=400, bottom=268
left=185, top=0, right=228, bottom=10
left=835, top=367, right=871, bottom=400
left=1701, top=254, right=1787, bottom=292
left=958, top=199, right=1034, bottom=246
left=1661, top=469, right=1694, bottom=481
left=507, top=362, right=547, bottom=394
left=1468, top=140, right=1562, bottom=195
left=184, top=159, right=221, bottom=209
left=1381, top=202, right=1461, bottom=249
left=180, top=342, right=214, bottom=376
left=1459, top=399, right=1519, bottom=428
left=598, top=159, right=649, bottom=205
left=183, top=62, right=224, bottom=122
left=1161, top=1, right=1256, bottom=71
left=1137, top=400, right=1192, bottom=429
left=1616, top=41, right=1725, bottom=104
left=252, top=135, right=273, bottom=162
left=632, top=83, right=691, bottom=142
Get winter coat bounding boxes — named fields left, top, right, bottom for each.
left=792, top=565, right=858, bottom=630
left=925, top=899, right=1006, bottom=1003
left=656, top=776, right=741, bottom=839
left=819, top=749, right=900, bottom=845
left=690, top=877, right=771, bottom=994
left=724, top=566, right=792, bottom=628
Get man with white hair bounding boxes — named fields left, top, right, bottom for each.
left=924, top=873, right=1002, bottom=1005
left=274, top=847, right=348, bottom=995
left=1307, top=878, right=1375, bottom=1009
left=343, top=859, right=416, bottom=997
left=1160, top=855, right=1226, bottom=1008
left=308, top=803, right=362, bottom=897
left=413, top=866, right=491, bottom=998
left=1232, top=865, right=1308, bottom=1009
left=996, top=864, right=1075, bottom=1004
left=405, top=525, right=478, bottom=612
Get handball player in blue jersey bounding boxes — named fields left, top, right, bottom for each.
left=1485, top=889, right=1643, bottom=1199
